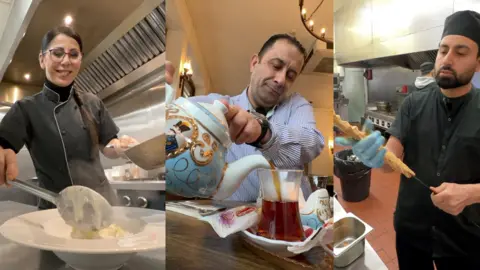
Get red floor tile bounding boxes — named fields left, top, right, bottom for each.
left=376, top=249, right=391, bottom=265
left=386, top=260, right=399, bottom=270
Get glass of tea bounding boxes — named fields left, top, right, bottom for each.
left=256, top=168, right=306, bottom=242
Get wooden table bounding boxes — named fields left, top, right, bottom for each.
left=166, top=200, right=333, bottom=269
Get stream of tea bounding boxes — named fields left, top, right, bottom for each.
left=269, top=161, right=282, bottom=201
left=256, top=162, right=305, bottom=242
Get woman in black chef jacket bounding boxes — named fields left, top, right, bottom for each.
left=0, top=26, right=137, bottom=209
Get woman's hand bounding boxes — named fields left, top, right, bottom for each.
left=109, top=135, right=139, bottom=151
left=112, top=135, right=139, bottom=149
left=0, top=147, right=18, bottom=186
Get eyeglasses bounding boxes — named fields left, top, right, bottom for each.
left=43, top=47, right=83, bottom=63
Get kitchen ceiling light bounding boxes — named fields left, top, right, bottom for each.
left=64, top=15, right=73, bottom=26
left=24, top=73, right=30, bottom=80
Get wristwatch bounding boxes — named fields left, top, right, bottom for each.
left=247, top=110, right=271, bottom=148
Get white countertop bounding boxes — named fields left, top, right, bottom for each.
left=334, top=197, right=388, bottom=270
left=108, top=180, right=165, bottom=190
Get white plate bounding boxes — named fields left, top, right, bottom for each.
left=0, top=207, right=165, bottom=270
left=241, top=226, right=320, bottom=258
left=241, top=230, right=298, bottom=257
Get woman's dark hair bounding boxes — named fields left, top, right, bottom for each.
left=41, top=26, right=99, bottom=160
left=41, top=26, right=83, bottom=53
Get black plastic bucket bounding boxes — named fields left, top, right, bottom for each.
left=334, top=149, right=372, bottom=202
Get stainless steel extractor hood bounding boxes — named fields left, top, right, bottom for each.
left=333, top=0, right=467, bottom=69
left=339, top=49, right=438, bottom=70
left=75, top=1, right=165, bottom=97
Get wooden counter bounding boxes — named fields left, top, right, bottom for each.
left=166, top=200, right=333, bottom=269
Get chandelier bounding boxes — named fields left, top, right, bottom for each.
left=299, top=0, right=333, bottom=48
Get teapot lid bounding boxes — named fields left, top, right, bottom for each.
left=175, top=97, right=232, bottom=148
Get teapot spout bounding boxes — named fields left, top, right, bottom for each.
left=165, top=83, right=175, bottom=105
left=212, top=155, right=271, bottom=200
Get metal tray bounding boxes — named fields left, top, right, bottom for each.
left=320, top=213, right=373, bottom=267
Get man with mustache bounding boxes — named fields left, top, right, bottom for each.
left=336, top=10, right=480, bottom=270
left=169, top=34, right=324, bottom=202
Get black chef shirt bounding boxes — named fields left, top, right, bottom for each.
left=0, top=82, right=120, bottom=209
left=388, top=85, right=480, bottom=257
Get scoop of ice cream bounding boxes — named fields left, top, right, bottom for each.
left=57, top=185, right=113, bottom=231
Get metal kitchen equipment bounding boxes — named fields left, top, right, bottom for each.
left=115, top=172, right=165, bottom=211
left=325, top=215, right=373, bottom=267
left=375, top=101, right=391, bottom=112
left=333, top=73, right=342, bottom=92
left=334, top=1, right=441, bottom=69
left=396, top=92, right=408, bottom=110
left=412, top=176, right=432, bottom=191
left=107, top=134, right=165, bottom=171
left=118, top=189, right=165, bottom=210
left=123, top=134, right=165, bottom=170
left=365, top=110, right=394, bottom=131
left=9, top=179, right=113, bottom=231
left=334, top=97, right=349, bottom=123
left=333, top=73, right=349, bottom=121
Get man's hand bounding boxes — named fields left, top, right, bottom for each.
left=166, top=60, right=175, bottom=85
left=220, top=100, right=270, bottom=145
left=0, top=147, right=18, bottom=186
left=165, top=61, right=176, bottom=104
left=431, top=182, right=472, bottom=216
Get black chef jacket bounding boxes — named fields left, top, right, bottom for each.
left=388, top=86, right=480, bottom=257
left=0, top=84, right=120, bottom=209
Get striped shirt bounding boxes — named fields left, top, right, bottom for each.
left=189, top=88, right=325, bottom=202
